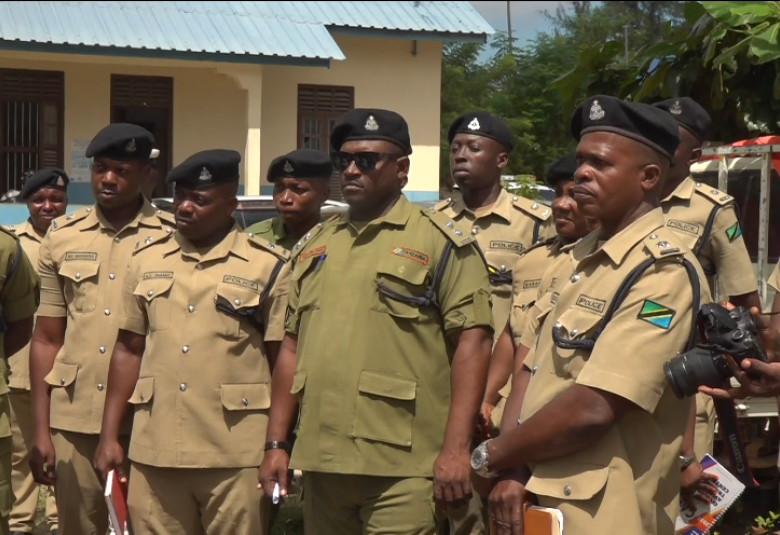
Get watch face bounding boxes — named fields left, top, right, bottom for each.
left=470, top=447, right=485, bottom=470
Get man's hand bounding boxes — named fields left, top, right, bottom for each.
left=488, top=470, right=532, bottom=535
left=30, top=432, right=56, bottom=485
left=477, top=401, right=495, bottom=440
left=433, top=448, right=472, bottom=511
left=93, top=438, right=127, bottom=484
left=258, top=449, right=291, bottom=501
left=680, top=460, right=719, bottom=511
left=699, top=355, right=780, bottom=399
left=721, top=301, right=780, bottom=362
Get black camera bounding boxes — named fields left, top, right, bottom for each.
left=664, top=303, right=768, bottom=399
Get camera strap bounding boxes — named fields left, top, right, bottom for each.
left=713, top=399, right=760, bottom=487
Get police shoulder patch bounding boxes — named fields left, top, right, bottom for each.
left=725, top=221, right=743, bottom=243
left=423, top=209, right=475, bottom=248
left=248, top=233, right=291, bottom=261
left=693, top=183, right=733, bottom=206
left=637, top=299, right=676, bottom=329
left=511, top=195, right=552, bottom=221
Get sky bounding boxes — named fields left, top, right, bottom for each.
left=468, top=1, right=567, bottom=48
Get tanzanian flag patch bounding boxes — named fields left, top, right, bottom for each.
left=726, top=222, right=742, bottom=243
left=637, top=300, right=675, bottom=329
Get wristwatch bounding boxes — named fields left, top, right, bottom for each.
left=264, top=441, right=292, bottom=454
left=679, top=454, right=697, bottom=471
left=471, top=439, right=502, bottom=479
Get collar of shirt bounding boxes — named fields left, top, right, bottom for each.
left=17, top=219, right=43, bottom=242
left=661, top=176, right=695, bottom=203
left=84, top=198, right=165, bottom=233
left=573, top=208, right=665, bottom=267
left=175, top=222, right=249, bottom=263
left=449, top=188, right=514, bottom=223
left=341, top=194, right=413, bottom=230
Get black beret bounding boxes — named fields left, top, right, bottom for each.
left=166, top=149, right=241, bottom=189
left=267, top=149, right=333, bottom=182
left=545, top=152, right=577, bottom=187
left=570, top=95, right=680, bottom=162
left=85, top=123, right=155, bottom=161
left=652, top=97, right=711, bottom=143
left=20, top=168, right=69, bottom=200
left=448, top=111, right=513, bottom=151
left=330, top=109, right=412, bottom=155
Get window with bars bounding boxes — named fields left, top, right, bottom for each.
left=297, top=84, right=354, bottom=201
left=0, top=69, right=64, bottom=195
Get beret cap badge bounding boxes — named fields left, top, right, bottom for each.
left=670, top=100, right=683, bottom=115
left=467, top=118, right=481, bottom=131
left=283, top=160, right=294, bottom=174
left=589, top=100, right=605, bottom=121
left=125, top=138, right=137, bottom=153
left=199, top=167, right=212, bottom=181
left=364, top=115, right=379, bottom=131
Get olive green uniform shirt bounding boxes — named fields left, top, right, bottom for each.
left=661, top=177, right=757, bottom=298
left=37, top=201, right=176, bottom=435
left=116, top=224, right=290, bottom=468
left=4, top=221, right=44, bottom=391
left=434, top=189, right=554, bottom=342
left=285, top=195, right=494, bottom=477
left=518, top=210, right=711, bottom=535
left=245, top=217, right=298, bottom=252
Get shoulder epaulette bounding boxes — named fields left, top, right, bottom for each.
left=511, top=195, right=552, bottom=221
left=0, top=225, right=18, bottom=241
left=133, top=229, right=175, bottom=255
left=423, top=208, right=477, bottom=248
left=291, top=218, right=336, bottom=260
left=153, top=208, right=177, bottom=226
left=433, top=197, right=454, bottom=211
left=51, top=207, right=92, bottom=232
left=248, top=234, right=291, bottom=262
left=693, top=182, right=734, bottom=206
left=643, top=227, right=685, bottom=261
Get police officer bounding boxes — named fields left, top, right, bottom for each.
left=258, top=108, right=495, bottom=535
left=482, top=151, right=596, bottom=437
left=244, top=148, right=333, bottom=250
left=29, top=123, right=175, bottom=535
left=5, top=168, right=67, bottom=535
left=93, top=149, right=289, bottom=535
left=473, top=95, right=711, bottom=535
left=653, top=97, right=760, bottom=478
left=0, top=203, right=40, bottom=535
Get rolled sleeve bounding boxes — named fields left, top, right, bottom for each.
left=437, top=242, right=494, bottom=334
left=711, top=206, right=758, bottom=297
left=1, top=244, right=39, bottom=322
left=116, top=259, right=147, bottom=335
left=36, top=234, right=66, bottom=318
left=576, top=261, right=706, bottom=413
left=263, top=260, right=291, bottom=343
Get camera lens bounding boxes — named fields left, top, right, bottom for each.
left=664, top=347, right=729, bottom=399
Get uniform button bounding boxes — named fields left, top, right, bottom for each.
left=570, top=329, right=578, bottom=336
left=182, top=345, right=189, bottom=354
left=570, top=274, right=580, bottom=283
left=710, top=189, right=719, bottom=195
left=563, top=485, right=572, bottom=496
left=695, top=182, right=702, bottom=187
left=242, top=398, right=249, bottom=406
left=147, top=290, right=154, bottom=297
left=454, top=230, right=463, bottom=236
left=500, top=265, right=507, bottom=272
left=97, top=383, right=104, bottom=391
left=166, top=227, right=173, bottom=234
left=512, top=196, right=518, bottom=201
left=268, top=242, right=275, bottom=249
left=180, top=383, right=187, bottom=391
left=197, top=264, right=203, bottom=271
left=75, top=273, right=81, bottom=280
left=86, top=207, right=92, bottom=213
left=188, top=305, right=195, bottom=313
left=305, top=232, right=312, bottom=240
left=649, top=234, right=658, bottom=240
left=248, top=233, right=255, bottom=238
left=234, top=299, right=241, bottom=306
left=109, top=273, right=116, bottom=280
left=532, top=203, right=539, bottom=210
left=60, top=378, right=66, bottom=385
left=532, top=365, right=538, bottom=375
left=446, top=221, right=454, bottom=229
left=99, top=346, right=106, bottom=354
left=114, top=237, right=120, bottom=243
left=104, top=309, right=111, bottom=316
left=471, top=227, right=479, bottom=235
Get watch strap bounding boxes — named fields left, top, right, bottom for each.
left=265, top=440, right=292, bottom=453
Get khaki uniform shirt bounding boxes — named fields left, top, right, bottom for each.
left=286, top=195, right=494, bottom=477
left=662, top=177, right=757, bottom=298
left=37, top=201, right=176, bottom=435
left=245, top=217, right=297, bottom=251
left=0, top=225, right=39, bottom=439
left=519, top=210, right=711, bottom=535
left=5, top=220, right=44, bottom=390
left=116, top=225, right=290, bottom=468
left=434, top=189, right=554, bottom=341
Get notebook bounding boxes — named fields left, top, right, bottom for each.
left=487, top=504, right=564, bottom=535
left=104, top=469, right=129, bottom=535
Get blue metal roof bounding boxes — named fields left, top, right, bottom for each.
left=0, top=1, right=493, bottom=65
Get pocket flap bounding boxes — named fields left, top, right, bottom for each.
left=526, top=462, right=610, bottom=501
left=290, top=371, right=307, bottom=394
left=554, top=308, right=602, bottom=342
left=221, top=383, right=271, bottom=410
left=129, top=376, right=154, bottom=404
left=376, top=253, right=429, bottom=286
left=292, top=255, right=320, bottom=282
left=58, top=261, right=100, bottom=283
left=44, top=360, right=78, bottom=387
left=358, top=371, right=417, bottom=401
left=215, top=283, right=261, bottom=310
left=133, top=278, right=174, bottom=302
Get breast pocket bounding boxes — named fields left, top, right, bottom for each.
left=213, top=283, right=262, bottom=339
left=133, top=279, right=174, bottom=331
left=352, top=370, right=417, bottom=448
left=371, top=255, right=431, bottom=320
left=58, top=261, right=100, bottom=313
left=550, top=308, right=603, bottom=374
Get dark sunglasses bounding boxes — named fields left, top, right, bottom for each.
left=330, top=151, right=400, bottom=172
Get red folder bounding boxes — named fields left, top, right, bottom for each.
left=104, top=469, right=129, bottom=535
